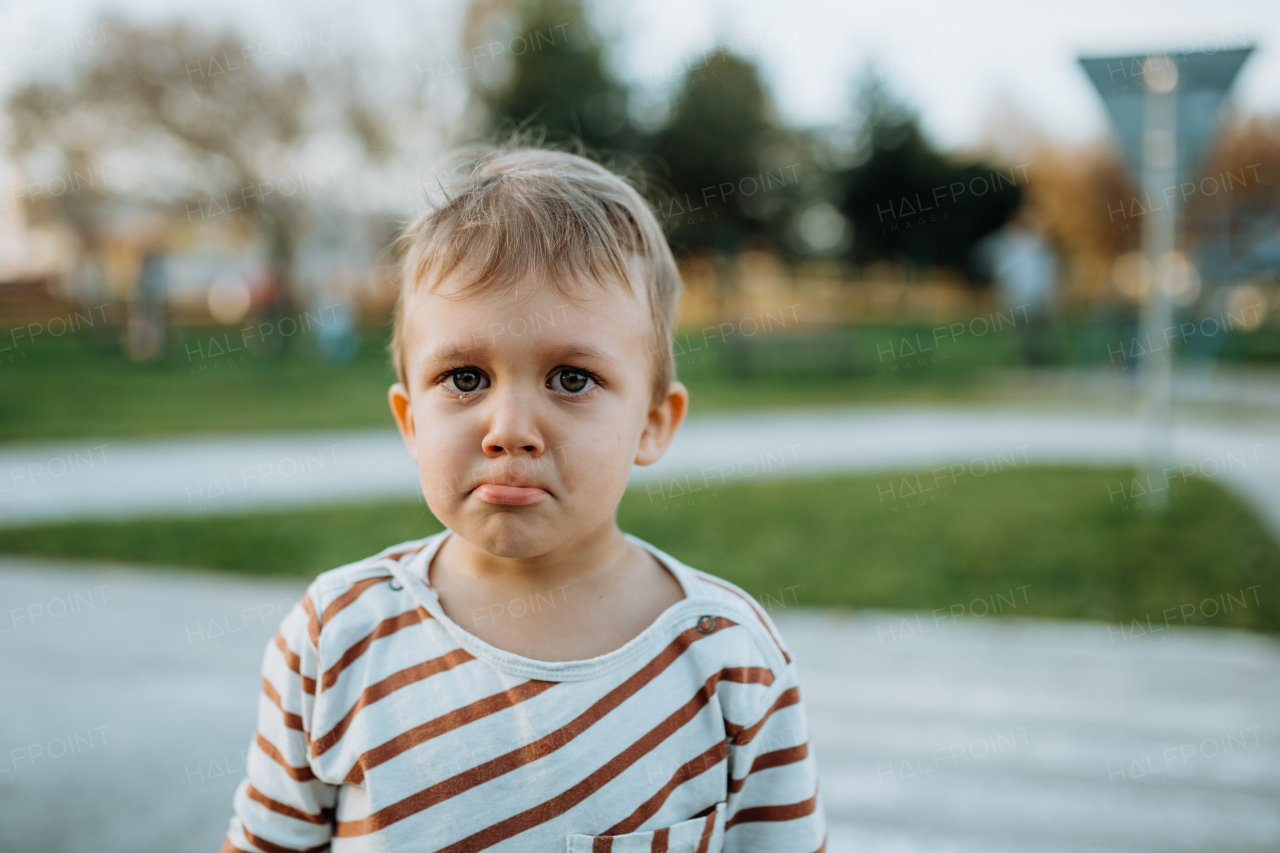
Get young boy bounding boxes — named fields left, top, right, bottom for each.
left=223, top=148, right=827, bottom=853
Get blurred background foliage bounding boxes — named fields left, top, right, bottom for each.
left=1, top=0, right=1277, bottom=438
left=3, top=0, right=1277, bottom=352
left=463, top=0, right=1025, bottom=269
left=1, top=0, right=1279, bottom=627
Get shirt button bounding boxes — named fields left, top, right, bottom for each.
left=697, top=615, right=717, bottom=634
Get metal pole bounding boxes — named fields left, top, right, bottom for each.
left=1138, top=55, right=1177, bottom=510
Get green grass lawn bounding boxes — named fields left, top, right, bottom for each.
left=3, top=313, right=1279, bottom=442
left=17, top=316, right=1276, bottom=442
left=1, top=466, right=1274, bottom=632
left=0, top=321, right=1014, bottom=441
left=0, top=323, right=403, bottom=441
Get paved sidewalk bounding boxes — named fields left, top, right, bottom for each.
left=1, top=558, right=1277, bottom=853
left=2, top=407, right=1278, bottom=537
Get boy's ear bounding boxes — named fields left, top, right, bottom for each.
left=635, top=381, right=689, bottom=467
left=388, top=383, right=419, bottom=463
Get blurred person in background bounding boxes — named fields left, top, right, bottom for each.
left=987, top=207, right=1060, bottom=365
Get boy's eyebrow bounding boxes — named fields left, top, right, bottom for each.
left=549, top=344, right=620, bottom=366
left=415, top=343, right=621, bottom=369
left=418, top=344, right=481, bottom=367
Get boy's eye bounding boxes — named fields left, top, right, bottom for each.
left=550, top=368, right=595, bottom=395
left=445, top=369, right=487, bottom=393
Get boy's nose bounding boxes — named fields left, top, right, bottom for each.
left=485, top=439, right=540, bottom=456
left=481, top=395, right=544, bottom=458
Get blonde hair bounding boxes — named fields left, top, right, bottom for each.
left=391, top=146, right=681, bottom=404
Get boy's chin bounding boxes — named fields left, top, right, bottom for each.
left=455, top=510, right=561, bottom=560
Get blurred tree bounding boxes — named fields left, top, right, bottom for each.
left=836, top=73, right=1023, bottom=280
left=463, top=6, right=807, bottom=270
left=463, top=0, right=635, bottom=154
left=1184, top=115, right=1280, bottom=296
left=1020, top=142, right=1131, bottom=304
left=6, top=15, right=392, bottom=315
left=649, top=50, right=798, bottom=256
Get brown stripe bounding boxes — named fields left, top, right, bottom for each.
left=274, top=633, right=302, bottom=674
left=694, top=810, right=716, bottom=853
left=300, top=594, right=321, bottom=648
left=334, top=622, right=733, bottom=837
left=313, top=647, right=475, bottom=757
left=320, top=576, right=390, bottom=624
left=434, top=668, right=742, bottom=853
left=697, top=576, right=792, bottom=663
left=221, top=839, right=252, bottom=853
left=728, top=743, right=809, bottom=794
left=255, top=732, right=316, bottom=782
left=242, top=828, right=330, bottom=853
left=320, top=608, right=428, bottom=692
left=384, top=543, right=426, bottom=562
left=261, top=679, right=305, bottom=733
left=592, top=837, right=612, bottom=852
left=730, top=687, right=801, bottom=746
left=246, top=783, right=328, bottom=825
left=725, top=792, right=818, bottom=829
left=346, top=677, right=555, bottom=784
left=811, top=837, right=827, bottom=853
left=719, top=666, right=774, bottom=688
left=704, top=665, right=776, bottom=743
left=650, top=827, right=669, bottom=853
left=606, top=741, right=727, bottom=835
left=273, top=633, right=315, bottom=695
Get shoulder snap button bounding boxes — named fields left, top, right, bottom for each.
left=697, top=615, right=717, bottom=634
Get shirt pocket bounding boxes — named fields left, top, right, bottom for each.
left=566, top=801, right=726, bottom=853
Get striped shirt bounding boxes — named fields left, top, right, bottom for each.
left=223, top=530, right=826, bottom=853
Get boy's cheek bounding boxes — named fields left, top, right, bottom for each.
left=553, top=438, right=632, bottom=499
left=412, top=413, right=468, bottom=456
left=411, top=440, right=470, bottom=504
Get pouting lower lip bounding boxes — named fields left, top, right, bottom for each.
left=471, top=483, right=550, bottom=506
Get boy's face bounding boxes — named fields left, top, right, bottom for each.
left=389, top=274, right=687, bottom=560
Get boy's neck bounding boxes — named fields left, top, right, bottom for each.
left=427, top=518, right=687, bottom=661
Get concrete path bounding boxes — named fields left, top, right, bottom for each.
left=1, top=557, right=1276, bottom=853
left=2, top=407, right=1279, bottom=537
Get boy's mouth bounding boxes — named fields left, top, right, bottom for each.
left=471, top=484, right=550, bottom=506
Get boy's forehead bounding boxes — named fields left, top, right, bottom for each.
left=424, top=261, right=647, bottom=308
left=411, top=275, right=640, bottom=328
left=402, top=274, right=650, bottom=369
left=408, top=263, right=651, bottom=333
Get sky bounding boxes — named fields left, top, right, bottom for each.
left=606, top=0, right=1278, bottom=148
left=0, top=0, right=1276, bottom=153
